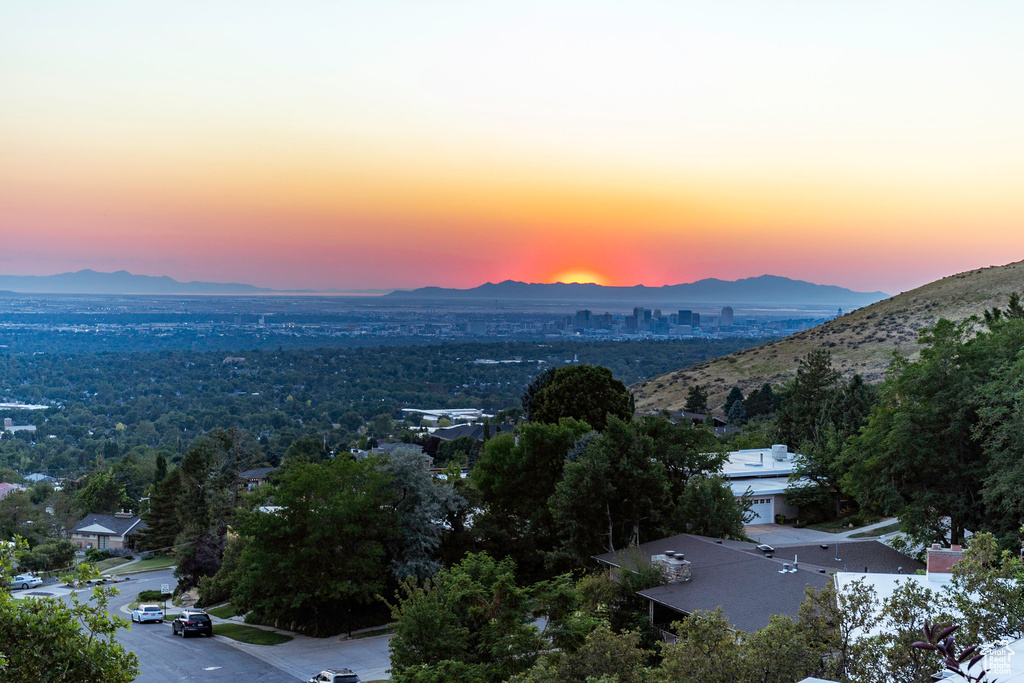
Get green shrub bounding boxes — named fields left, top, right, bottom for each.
left=138, top=589, right=172, bottom=602
left=85, top=548, right=112, bottom=563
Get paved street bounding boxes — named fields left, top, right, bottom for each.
left=13, top=566, right=392, bottom=681
left=744, top=517, right=898, bottom=546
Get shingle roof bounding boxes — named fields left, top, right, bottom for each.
left=238, top=467, right=277, bottom=480
left=594, top=533, right=830, bottom=633
left=375, top=442, right=423, bottom=454
left=751, top=540, right=924, bottom=575
left=433, top=422, right=514, bottom=441
left=0, top=482, right=25, bottom=500
left=71, top=513, right=147, bottom=537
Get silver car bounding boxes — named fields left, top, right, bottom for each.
left=11, top=574, right=43, bottom=590
left=131, top=604, right=164, bottom=623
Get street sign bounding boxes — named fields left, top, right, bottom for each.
left=161, top=583, right=169, bottom=594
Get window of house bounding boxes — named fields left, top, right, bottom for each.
left=98, top=536, right=108, bottom=549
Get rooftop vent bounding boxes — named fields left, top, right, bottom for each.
left=772, top=444, right=787, bottom=461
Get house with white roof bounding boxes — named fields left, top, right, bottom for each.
left=721, top=445, right=804, bottom=524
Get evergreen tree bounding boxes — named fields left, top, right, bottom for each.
left=726, top=400, right=748, bottom=425
left=684, top=385, right=709, bottom=415
left=138, top=469, right=183, bottom=551
left=723, top=386, right=744, bottom=414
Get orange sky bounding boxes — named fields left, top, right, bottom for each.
left=3, top=2, right=1024, bottom=293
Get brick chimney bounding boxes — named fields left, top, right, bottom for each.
left=651, top=550, right=692, bottom=583
left=926, top=543, right=964, bottom=578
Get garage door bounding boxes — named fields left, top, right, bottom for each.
left=747, top=497, right=774, bottom=524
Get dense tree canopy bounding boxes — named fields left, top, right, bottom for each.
left=521, top=365, right=633, bottom=432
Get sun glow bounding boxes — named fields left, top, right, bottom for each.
left=548, top=268, right=610, bottom=286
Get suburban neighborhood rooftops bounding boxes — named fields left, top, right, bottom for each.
left=728, top=476, right=792, bottom=497
left=0, top=482, right=26, bottom=501
left=71, top=513, right=147, bottom=537
left=238, top=467, right=277, bottom=480
left=594, top=533, right=831, bottom=633
left=740, top=539, right=925, bottom=575
left=721, top=447, right=798, bottom=478
left=432, top=422, right=514, bottom=441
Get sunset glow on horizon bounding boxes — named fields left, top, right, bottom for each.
left=4, top=2, right=1024, bottom=294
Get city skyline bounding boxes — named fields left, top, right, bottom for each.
left=4, top=2, right=1024, bottom=293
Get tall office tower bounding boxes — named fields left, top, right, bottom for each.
left=691, top=312, right=701, bottom=328
left=625, top=315, right=638, bottom=333
left=575, top=309, right=591, bottom=330
left=678, top=309, right=693, bottom=327
left=721, top=306, right=734, bottom=327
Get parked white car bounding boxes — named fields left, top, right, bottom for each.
left=308, top=670, right=360, bottom=683
left=131, top=604, right=164, bottom=623
left=10, top=574, right=43, bottom=590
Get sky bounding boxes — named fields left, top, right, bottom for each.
left=3, top=1, right=1024, bottom=293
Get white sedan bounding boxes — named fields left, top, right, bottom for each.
left=11, top=574, right=43, bottom=590
left=131, top=604, right=165, bottom=623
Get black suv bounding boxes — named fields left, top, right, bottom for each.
left=172, top=610, right=213, bottom=638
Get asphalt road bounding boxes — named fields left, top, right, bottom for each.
left=17, top=567, right=302, bottom=682
left=117, top=569, right=302, bottom=682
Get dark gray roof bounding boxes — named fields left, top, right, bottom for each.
left=752, top=539, right=924, bottom=575
left=594, top=533, right=830, bottom=634
left=238, top=467, right=277, bottom=480
left=71, top=513, right=147, bottom=537
left=434, top=422, right=514, bottom=441
left=375, top=442, right=423, bottom=454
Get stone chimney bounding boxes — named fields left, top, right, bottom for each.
left=926, top=543, right=964, bottom=578
left=651, top=550, right=692, bottom=583
left=114, top=509, right=134, bottom=519
left=3, top=418, right=11, bottom=430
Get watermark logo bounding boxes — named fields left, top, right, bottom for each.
left=984, top=640, right=1015, bottom=678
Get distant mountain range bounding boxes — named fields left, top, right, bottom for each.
left=387, top=277, right=890, bottom=307
left=0, top=270, right=890, bottom=306
left=0, top=270, right=275, bottom=295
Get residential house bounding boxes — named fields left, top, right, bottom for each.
left=0, top=482, right=26, bottom=501
left=238, top=467, right=278, bottom=491
left=70, top=511, right=147, bottom=551
left=594, top=533, right=921, bottom=638
left=722, top=445, right=803, bottom=524
left=432, top=422, right=514, bottom=442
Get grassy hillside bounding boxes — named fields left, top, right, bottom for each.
left=633, top=259, right=1024, bottom=414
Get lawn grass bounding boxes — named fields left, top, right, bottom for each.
left=849, top=522, right=902, bottom=538
left=213, top=623, right=293, bottom=645
left=111, top=555, right=176, bottom=574
left=207, top=604, right=239, bottom=619
left=92, top=557, right=131, bottom=572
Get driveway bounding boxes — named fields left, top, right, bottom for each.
left=223, top=628, right=392, bottom=682
left=745, top=518, right=898, bottom=546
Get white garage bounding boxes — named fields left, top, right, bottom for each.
left=746, top=496, right=776, bottom=524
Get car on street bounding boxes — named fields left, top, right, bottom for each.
left=308, top=670, right=360, bottom=683
left=10, top=574, right=43, bottom=589
left=171, top=610, right=213, bottom=638
left=131, top=604, right=164, bottom=623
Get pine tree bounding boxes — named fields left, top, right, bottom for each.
left=138, top=470, right=183, bottom=551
